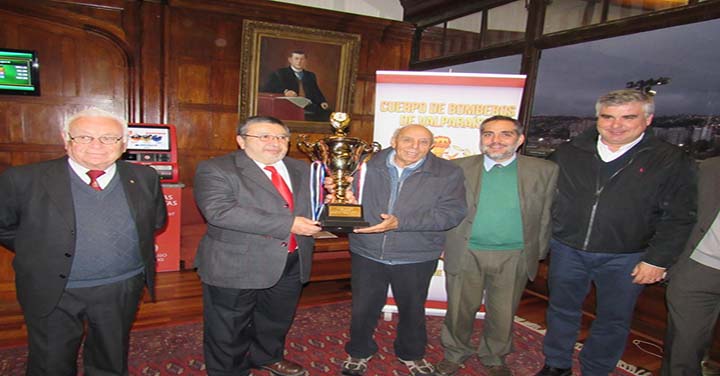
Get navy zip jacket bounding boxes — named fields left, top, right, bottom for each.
left=348, top=148, right=467, bottom=263
left=550, top=128, right=697, bottom=268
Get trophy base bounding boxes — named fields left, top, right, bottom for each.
left=320, top=203, right=368, bottom=233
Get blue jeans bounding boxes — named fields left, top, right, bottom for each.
left=542, top=239, right=645, bottom=376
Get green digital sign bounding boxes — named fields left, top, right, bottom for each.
left=0, top=49, right=39, bottom=96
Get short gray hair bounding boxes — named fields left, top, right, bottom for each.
left=595, top=89, right=655, bottom=117
left=63, top=108, right=128, bottom=142
left=480, top=115, right=524, bottom=135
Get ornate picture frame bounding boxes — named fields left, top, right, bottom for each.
left=239, top=20, right=361, bottom=132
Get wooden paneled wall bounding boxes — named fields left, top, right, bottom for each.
left=0, top=0, right=415, bottom=282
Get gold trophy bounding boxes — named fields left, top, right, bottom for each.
left=298, top=112, right=381, bottom=232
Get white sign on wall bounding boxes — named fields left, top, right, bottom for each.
left=373, top=71, right=526, bottom=159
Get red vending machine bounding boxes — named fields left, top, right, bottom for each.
left=122, top=124, right=182, bottom=272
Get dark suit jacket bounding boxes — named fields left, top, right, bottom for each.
left=193, top=150, right=315, bottom=289
left=262, top=66, right=327, bottom=106
left=0, top=157, right=167, bottom=317
left=669, top=156, right=720, bottom=275
left=444, top=155, right=559, bottom=280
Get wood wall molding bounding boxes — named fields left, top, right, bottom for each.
left=159, top=1, right=414, bottom=186
left=0, top=0, right=415, bottom=188
left=0, top=0, right=128, bottom=44
left=0, top=6, right=130, bottom=162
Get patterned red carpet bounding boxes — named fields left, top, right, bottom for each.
left=0, top=302, right=644, bottom=375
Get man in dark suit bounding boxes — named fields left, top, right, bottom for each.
left=436, top=116, right=558, bottom=376
left=0, top=108, right=167, bottom=375
left=662, top=156, right=720, bottom=376
left=262, top=50, right=332, bottom=121
left=193, top=115, right=321, bottom=376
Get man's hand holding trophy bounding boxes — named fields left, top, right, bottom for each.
left=298, top=112, right=380, bottom=233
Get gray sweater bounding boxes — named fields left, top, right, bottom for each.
left=67, top=171, right=143, bottom=288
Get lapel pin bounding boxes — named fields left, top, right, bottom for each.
left=130, top=179, right=136, bottom=184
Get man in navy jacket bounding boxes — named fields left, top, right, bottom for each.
left=536, top=90, right=697, bottom=376
left=339, top=124, right=467, bottom=376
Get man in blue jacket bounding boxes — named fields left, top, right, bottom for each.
left=535, top=89, right=697, bottom=376
left=339, top=124, right=467, bottom=376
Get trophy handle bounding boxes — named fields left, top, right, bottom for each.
left=297, top=135, right=313, bottom=156
left=297, top=135, right=330, bottom=164
left=358, top=141, right=382, bottom=165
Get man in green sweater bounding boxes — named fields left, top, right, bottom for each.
left=436, top=116, right=558, bottom=376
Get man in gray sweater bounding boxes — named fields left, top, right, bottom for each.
left=662, top=156, right=720, bottom=376
left=0, top=108, right=167, bottom=375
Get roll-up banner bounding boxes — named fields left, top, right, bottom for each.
left=375, top=70, right=526, bottom=319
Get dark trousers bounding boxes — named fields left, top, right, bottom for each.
left=542, top=239, right=644, bottom=376
left=345, top=253, right=438, bottom=360
left=24, top=273, right=145, bottom=376
left=203, top=252, right=302, bottom=376
left=662, top=258, right=720, bottom=376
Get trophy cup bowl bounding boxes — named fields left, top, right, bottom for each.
left=298, top=112, right=381, bottom=232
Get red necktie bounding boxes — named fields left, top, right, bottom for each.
left=87, top=170, right=106, bottom=191
left=264, top=166, right=297, bottom=252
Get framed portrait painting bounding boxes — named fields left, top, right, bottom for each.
left=239, top=20, right=361, bottom=132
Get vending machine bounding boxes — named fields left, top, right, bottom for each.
left=122, top=123, right=182, bottom=272
left=123, top=124, right=179, bottom=183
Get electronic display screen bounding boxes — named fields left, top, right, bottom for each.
left=127, top=126, right=171, bottom=151
left=0, top=49, right=40, bottom=96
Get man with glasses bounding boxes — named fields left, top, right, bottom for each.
left=193, top=115, right=321, bottom=376
left=0, top=108, right=167, bottom=375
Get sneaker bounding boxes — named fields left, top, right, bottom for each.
left=534, top=365, right=572, bottom=376
left=341, top=355, right=372, bottom=375
left=399, top=358, right=436, bottom=375
left=435, top=358, right=461, bottom=375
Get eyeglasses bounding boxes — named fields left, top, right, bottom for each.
left=68, top=134, right=124, bottom=145
left=242, top=134, right=290, bottom=142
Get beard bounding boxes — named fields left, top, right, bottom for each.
left=481, top=142, right=517, bottom=162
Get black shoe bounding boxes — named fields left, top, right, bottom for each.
left=435, top=359, right=461, bottom=376
left=259, top=360, right=307, bottom=376
left=534, top=365, right=572, bottom=376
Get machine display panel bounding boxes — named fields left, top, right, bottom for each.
left=127, top=126, right=171, bottom=151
